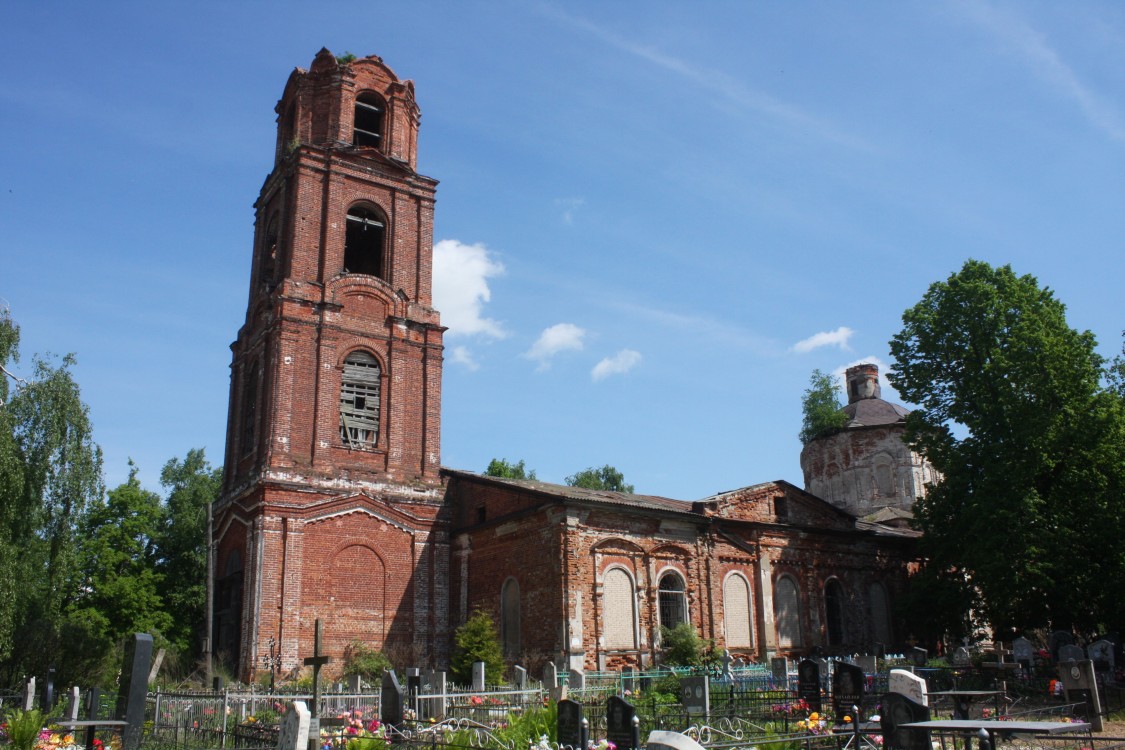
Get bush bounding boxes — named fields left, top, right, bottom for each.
left=451, top=610, right=505, bottom=685
left=343, top=641, right=392, bottom=681
left=661, top=623, right=705, bottom=666
left=4, top=709, right=45, bottom=750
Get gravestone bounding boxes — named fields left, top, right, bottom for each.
left=950, top=646, right=971, bottom=667
left=1089, top=640, right=1115, bottom=673
left=888, top=669, right=928, bottom=706
left=278, top=701, right=311, bottom=750
left=831, top=662, right=865, bottom=725
left=23, top=676, right=35, bottom=710
left=302, top=619, right=331, bottom=740
left=407, top=668, right=421, bottom=713
left=543, top=662, right=558, bottom=689
left=1058, top=660, right=1103, bottom=732
left=569, top=668, right=585, bottom=690
left=116, top=633, right=154, bottom=750
left=1049, top=631, right=1074, bottom=662
left=42, top=666, right=56, bottom=710
left=647, top=731, right=707, bottom=750
left=557, top=698, right=584, bottom=749
left=513, top=665, right=528, bottom=689
left=622, top=666, right=637, bottom=694
left=472, top=661, right=486, bottom=691
left=1059, top=644, right=1084, bottom=663
left=606, top=695, right=638, bottom=750
left=381, top=670, right=405, bottom=729
left=908, top=647, right=927, bottom=667
left=425, top=670, right=447, bottom=719
left=65, top=686, right=81, bottom=722
left=880, top=693, right=931, bottom=750
left=797, top=659, right=822, bottom=713
left=680, top=675, right=709, bottom=717
left=855, top=655, right=877, bottom=675
left=721, top=650, right=734, bottom=681
left=771, top=656, right=789, bottom=686
left=1012, top=637, right=1035, bottom=670
left=345, top=674, right=362, bottom=692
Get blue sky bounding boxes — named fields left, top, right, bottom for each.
left=1, top=1, right=1122, bottom=500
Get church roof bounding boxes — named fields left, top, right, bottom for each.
left=842, top=397, right=909, bottom=427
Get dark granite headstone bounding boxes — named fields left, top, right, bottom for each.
left=606, top=695, right=638, bottom=750
left=908, top=647, right=927, bottom=667
left=771, top=657, right=789, bottom=686
left=831, top=662, right=865, bottom=725
left=1049, top=631, right=1074, bottom=662
left=797, top=659, right=822, bottom=713
left=381, top=670, right=405, bottom=728
left=680, top=676, right=709, bottom=716
left=557, top=699, right=584, bottom=749
left=116, top=633, right=153, bottom=750
left=880, top=693, right=931, bottom=750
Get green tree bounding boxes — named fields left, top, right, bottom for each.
left=484, top=458, right=536, bottom=480
left=799, top=369, right=848, bottom=444
left=565, top=465, right=633, bottom=493
left=69, top=462, right=171, bottom=682
left=0, top=309, right=104, bottom=685
left=156, top=448, right=221, bottom=660
left=889, top=260, right=1125, bottom=636
left=450, top=610, right=505, bottom=685
left=342, top=640, right=393, bottom=680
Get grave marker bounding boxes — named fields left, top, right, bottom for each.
left=855, top=655, right=877, bottom=675
left=647, top=731, right=707, bottom=750
left=513, top=665, right=528, bottom=689
left=880, top=693, right=931, bottom=750
left=680, top=675, right=709, bottom=717
left=1089, top=640, right=1114, bottom=673
left=302, top=619, right=331, bottom=728
left=278, top=701, right=311, bottom=750
left=472, top=661, right=486, bottom=691
left=721, top=650, right=734, bottom=681
left=831, top=662, right=865, bottom=725
left=797, top=659, right=822, bottom=713
left=606, top=695, right=638, bottom=750
left=1059, top=660, right=1103, bottom=732
left=1049, top=631, right=1074, bottom=662
left=557, top=698, right=584, bottom=749
left=381, top=670, right=405, bottom=729
left=543, top=662, right=558, bottom=688
left=771, top=657, right=789, bottom=686
left=908, top=647, right=927, bottom=667
left=950, top=646, right=971, bottom=667
left=1059, top=644, right=1084, bottom=663
left=888, top=669, right=927, bottom=706
left=1012, top=637, right=1034, bottom=670
left=65, top=686, right=81, bottom=722
left=569, top=668, right=585, bottom=690
left=116, top=633, right=153, bottom=750
left=23, top=676, right=35, bottom=711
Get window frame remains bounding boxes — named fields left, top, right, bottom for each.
left=339, top=351, right=382, bottom=449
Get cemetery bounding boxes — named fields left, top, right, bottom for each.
left=4, top=629, right=1125, bottom=750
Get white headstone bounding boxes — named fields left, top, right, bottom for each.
left=65, top=686, right=81, bottom=721
left=278, top=701, right=310, bottom=750
left=543, top=662, right=558, bottom=688
left=471, top=661, right=486, bottom=691
left=23, top=677, right=35, bottom=711
left=568, top=668, right=585, bottom=690
left=648, top=731, right=707, bottom=750
left=513, top=665, right=527, bottom=689
left=889, top=669, right=928, bottom=706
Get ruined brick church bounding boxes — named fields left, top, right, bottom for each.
left=212, top=50, right=925, bottom=682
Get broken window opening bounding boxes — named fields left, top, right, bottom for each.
left=658, top=571, right=687, bottom=630
left=260, top=215, right=280, bottom=285
left=240, top=362, right=258, bottom=456
left=825, top=579, right=847, bottom=646
left=353, top=93, right=385, bottom=149
left=340, top=351, right=381, bottom=448
left=344, top=207, right=385, bottom=278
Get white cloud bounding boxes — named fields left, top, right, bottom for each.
left=432, top=239, right=507, bottom=338
left=448, top=345, right=479, bottom=371
left=791, top=326, right=854, bottom=354
left=525, top=323, right=586, bottom=370
left=555, top=197, right=585, bottom=225
left=956, top=0, right=1125, bottom=141
left=592, top=349, right=642, bottom=381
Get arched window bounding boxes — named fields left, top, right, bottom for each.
left=658, top=571, right=687, bottom=630
left=869, top=582, right=892, bottom=645
left=353, top=92, right=385, bottom=149
left=874, top=455, right=895, bottom=499
left=240, top=362, right=258, bottom=455
left=340, top=351, right=381, bottom=447
left=602, top=568, right=636, bottom=649
left=825, top=579, right=846, bottom=646
left=774, top=575, right=802, bottom=648
left=501, top=578, right=521, bottom=659
left=723, top=573, right=754, bottom=648
left=344, top=206, right=385, bottom=278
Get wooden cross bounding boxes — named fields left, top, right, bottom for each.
left=303, top=619, right=331, bottom=719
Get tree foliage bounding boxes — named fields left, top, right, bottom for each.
left=889, top=260, right=1125, bottom=637
left=484, top=458, right=536, bottom=480
left=659, top=622, right=722, bottom=667
left=342, top=640, right=392, bottom=680
left=450, top=610, right=505, bottom=685
left=799, top=369, right=848, bottom=444
left=565, top=464, right=634, bottom=493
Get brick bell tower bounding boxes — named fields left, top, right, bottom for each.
left=212, top=49, right=449, bottom=681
